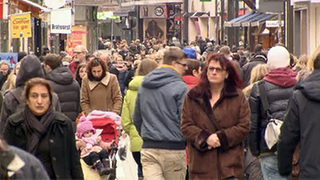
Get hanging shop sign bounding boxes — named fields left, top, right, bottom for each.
left=51, top=8, right=72, bottom=34
left=140, top=5, right=166, bottom=18
left=10, top=13, right=32, bottom=38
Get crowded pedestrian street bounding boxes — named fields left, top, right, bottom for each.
left=1, top=0, right=320, bottom=180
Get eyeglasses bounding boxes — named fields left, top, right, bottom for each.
left=176, top=61, right=188, bottom=67
left=208, top=67, right=225, bottom=73
left=74, top=51, right=83, bottom=54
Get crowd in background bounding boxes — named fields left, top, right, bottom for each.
left=0, top=34, right=319, bottom=180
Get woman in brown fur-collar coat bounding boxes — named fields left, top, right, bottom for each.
left=181, top=53, right=251, bottom=179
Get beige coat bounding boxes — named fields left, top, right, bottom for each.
left=81, top=72, right=122, bottom=115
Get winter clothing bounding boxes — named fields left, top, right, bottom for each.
left=3, top=109, right=83, bottom=179
left=248, top=67, right=297, bottom=157
left=0, top=145, right=50, bottom=179
left=183, top=75, right=199, bottom=88
left=181, top=86, right=251, bottom=179
left=278, top=69, right=320, bottom=178
left=121, top=76, right=144, bottom=152
left=45, top=66, right=81, bottom=122
left=81, top=72, right=122, bottom=115
left=267, top=46, right=290, bottom=69
left=241, top=53, right=267, bottom=86
left=68, top=60, right=80, bottom=77
left=134, top=67, right=189, bottom=150
left=0, top=55, right=61, bottom=135
left=76, top=129, right=111, bottom=158
left=0, top=71, right=10, bottom=91
left=76, top=116, right=96, bottom=139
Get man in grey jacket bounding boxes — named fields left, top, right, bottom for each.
left=134, top=47, right=189, bottom=180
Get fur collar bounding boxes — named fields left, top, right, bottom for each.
left=88, top=72, right=111, bottom=91
left=187, top=85, right=240, bottom=130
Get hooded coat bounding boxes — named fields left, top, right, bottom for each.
left=0, top=55, right=61, bottom=134
left=45, top=66, right=81, bottom=122
left=121, top=76, right=144, bottom=152
left=133, top=67, right=189, bottom=150
left=278, top=70, right=320, bottom=178
left=248, top=67, right=297, bottom=157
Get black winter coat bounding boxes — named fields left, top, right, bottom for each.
left=46, top=66, right=81, bottom=122
left=0, top=55, right=61, bottom=135
left=278, top=70, right=320, bottom=178
left=249, top=80, right=294, bottom=156
left=241, top=54, right=267, bottom=86
left=3, top=110, right=83, bottom=180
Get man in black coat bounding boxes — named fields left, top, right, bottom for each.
left=44, top=54, right=80, bottom=129
left=241, top=44, right=267, bottom=86
left=0, top=61, right=11, bottom=90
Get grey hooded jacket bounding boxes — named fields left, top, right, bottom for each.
left=133, top=67, right=189, bottom=150
left=0, top=55, right=61, bottom=134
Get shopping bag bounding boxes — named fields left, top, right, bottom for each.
left=264, top=119, right=283, bottom=149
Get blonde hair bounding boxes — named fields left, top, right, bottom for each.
left=308, top=45, right=320, bottom=71
left=293, top=54, right=308, bottom=71
left=2, top=62, right=22, bottom=92
left=243, top=64, right=271, bottom=97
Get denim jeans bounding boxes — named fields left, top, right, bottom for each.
left=260, top=154, right=288, bottom=180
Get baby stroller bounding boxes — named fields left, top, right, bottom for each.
left=87, top=110, right=122, bottom=180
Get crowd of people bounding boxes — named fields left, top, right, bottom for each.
left=0, top=35, right=318, bottom=180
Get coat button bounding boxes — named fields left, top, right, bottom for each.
left=52, top=157, right=56, bottom=161
left=50, top=139, right=54, bottom=143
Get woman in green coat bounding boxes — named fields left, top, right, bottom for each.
left=121, top=59, right=158, bottom=179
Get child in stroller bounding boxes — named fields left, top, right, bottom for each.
left=76, top=116, right=114, bottom=176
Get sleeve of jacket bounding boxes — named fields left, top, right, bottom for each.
left=278, top=93, right=300, bottom=176
left=81, top=77, right=93, bottom=116
left=67, top=120, right=84, bottom=179
left=121, top=95, right=133, bottom=135
left=110, top=76, right=123, bottom=115
left=248, top=83, right=262, bottom=156
left=181, top=96, right=211, bottom=152
left=133, top=93, right=142, bottom=135
left=52, top=93, right=61, bottom=112
left=0, top=93, right=12, bottom=135
left=177, top=84, right=189, bottom=122
left=216, top=92, right=251, bottom=150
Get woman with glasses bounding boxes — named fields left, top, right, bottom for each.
left=181, top=53, right=250, bottom=179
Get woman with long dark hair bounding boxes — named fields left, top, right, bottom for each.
left=181, top=53, right=250, bottom=179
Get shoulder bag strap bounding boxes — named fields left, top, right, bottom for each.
left=257, top=80, right=270, bottom=113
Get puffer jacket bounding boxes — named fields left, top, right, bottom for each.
left=45, top=66, right=81, bottom=122
left=248, top=67, right=297, bottom=156
left=0, top=55, right=61, bottom=135
left=121, top=76, right=144, bottom=152
left=278, top=70, right=320, bottom=178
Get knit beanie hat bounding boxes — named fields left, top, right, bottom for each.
left=183, top=48, right=197, bottom=60
left=76, top=116, right=96, bottom=138
left=267, top=46, right=290, bottom=69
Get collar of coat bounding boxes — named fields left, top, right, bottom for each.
left=187, top=85, right=239, bottom=129
left=89, top=72, right=111, bottom=91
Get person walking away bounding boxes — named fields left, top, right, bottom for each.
left=134, top=47, right=189, bottom=180
left=122, top=59, right=158, bottom=180
left=248, top=46, right=297, bottom=180
left=44, top=54, right=81, bottom=129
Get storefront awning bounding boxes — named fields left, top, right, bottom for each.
left=225, top=11, right=276, bottom=27
left=12, top=0, right=50, bottom=18
left=121, top=0, right=183, bottom=7
left=113, top=6, right=136, bottom=17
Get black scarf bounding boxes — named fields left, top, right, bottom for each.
left=23, top=105, right=56, bottom=154
left=0, top=141, right=15, bottom=179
